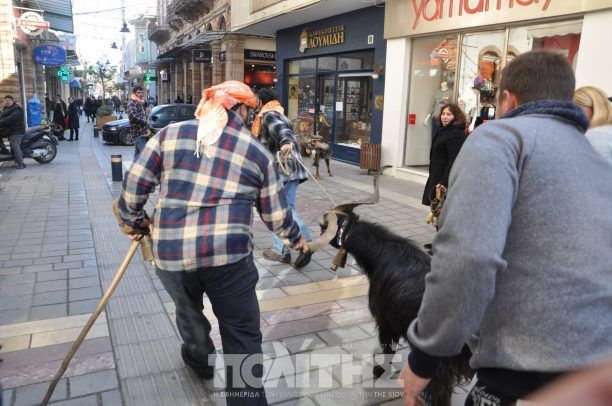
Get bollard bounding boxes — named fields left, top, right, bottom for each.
left=93, top=127, right=99, bottom=138
left=111, top=155, right=123, bottom=182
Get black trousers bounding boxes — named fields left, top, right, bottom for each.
left=156, top=255, right=267, bottom=406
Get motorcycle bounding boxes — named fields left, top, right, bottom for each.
left=0, top=119, right=58, bottom=165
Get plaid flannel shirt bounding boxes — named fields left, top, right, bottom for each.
left=260, top=111, right=309, bottom=185
left=126, top=99, right=148, bottom=138
left=118, top=110, right=301, bottom=271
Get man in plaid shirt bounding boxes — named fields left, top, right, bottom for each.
left=125, top=85, right=148, bottom=158
left=117, top=81, right=308, bottom=405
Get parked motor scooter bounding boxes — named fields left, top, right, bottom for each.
left=0, top=120, right=58, bottom=165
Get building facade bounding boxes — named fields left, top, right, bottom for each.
left=149, top=0, right=275, bottom=106
left=122, top=13, right=159, bottom=101
left=232, top=0, right=386, bottom=165
left=0, top=0, right=74, bottom=121
left=382, top=0, right=612, bottom=182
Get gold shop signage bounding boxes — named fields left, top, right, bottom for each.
left=299, top=26, right=345, bottom=53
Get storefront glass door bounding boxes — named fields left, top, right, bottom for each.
left=316, top=75, right=336, bottom=142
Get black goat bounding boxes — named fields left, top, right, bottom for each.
left=309, top=172, right=472, bottom=405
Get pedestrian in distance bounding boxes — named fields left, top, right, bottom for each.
left=53, top=95, right=67, bottom=141
left=67, top=97, right=80, bottom=141
left=45, top=93, right=53, bottom=119
left=399, top=50, right=612, bottom=405
left=174, top=95, right=184, bottom=103
left=0, top=95, right=26, bottom=169
left=84, top=97, right=94, bottom=123
left=117, top=80, right=308, bottom=405
left=253, top=87, right=313, bottom=268
left=186, top=94, right=193, bottom=104
left=573, top=86, right=612, bottom=165
left=126, top=85, right=149, bottom=158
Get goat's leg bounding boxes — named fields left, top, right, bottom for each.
left=313, top=158, right=321, bottom=180
left=373, top=330, right=396, bottom=378
left=325, top=158, right=332, bottom=177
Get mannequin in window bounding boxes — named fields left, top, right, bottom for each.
left=424, top=81, right=453, bottom=138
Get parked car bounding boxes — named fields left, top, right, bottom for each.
left=102, top=103, right=197, bottom=145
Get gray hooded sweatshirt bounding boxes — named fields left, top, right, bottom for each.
left=407, top=102, right=612, bottom=375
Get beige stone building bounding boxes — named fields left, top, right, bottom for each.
left=1, top=0, right=75, bottom=120
left=149, top=0, right=275, bottom=105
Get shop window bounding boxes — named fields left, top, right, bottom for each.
left=288, top=58, right=316, bottom=74
left=457, top=31, right=505, bottom=133
left=508, top=20, right=582, bottom=70
left=404, top=34, right=459, bottom=167
left=338, top=52, right=374, bottom=71
left=335, top=76, right=372, bottom=148
left=287, top=76, right=316, bottom=138
left=317, top=56, right=336, bottom=72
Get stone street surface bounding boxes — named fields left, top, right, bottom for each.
left=0, top=118, right=470, bottom=405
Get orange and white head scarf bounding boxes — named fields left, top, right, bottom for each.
left=194, top=80, right=257, bottom=158
left=251, top=100, right=285, bottom=138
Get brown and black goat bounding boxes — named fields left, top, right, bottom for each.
left=308, top=169, right=472, bottom=406
left=301, top=132, right=332, bottom=180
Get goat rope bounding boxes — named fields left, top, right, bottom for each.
left=297, top=159, right=338, bottom=207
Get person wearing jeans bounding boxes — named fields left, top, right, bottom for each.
left=252, top=88, right=312, bottom=268
left=126, top=85, right=148, bottom=158
left=0, top=95, right=26, bottom=169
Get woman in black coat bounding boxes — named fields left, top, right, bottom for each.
left=67, top=97, right=80, bottom=141
left=52, top=96, right=67, bottom=141
left=422, top=103, right=467, bottom=206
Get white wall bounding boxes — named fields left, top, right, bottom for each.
left=575, top=9, right=612, bottom=96
left=380, top=38, right=411, bottom=173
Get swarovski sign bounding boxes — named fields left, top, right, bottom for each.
left=385, top=0, right=612, bottom=37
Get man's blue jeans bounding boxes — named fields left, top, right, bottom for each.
left=156, top=255, right=267, bottom=405
left=272, top=180, right=312, bottom=255
left=134, top=135, right=148, bottom=159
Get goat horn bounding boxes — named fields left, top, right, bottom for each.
left=335, top=165, right=392, bottom=212
left=308, top=211, right=338, bottom=252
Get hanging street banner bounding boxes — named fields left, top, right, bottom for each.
left=16, top=11, right=50, bottom=36
left=33, top=45, right=67, bottom=66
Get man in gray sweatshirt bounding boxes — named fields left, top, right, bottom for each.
left=400, top=50, right=612, bottom=405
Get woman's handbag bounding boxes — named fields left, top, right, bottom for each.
left=63, top=116, right=69, bottom=130
left=426, top=185, right=447, bottom=227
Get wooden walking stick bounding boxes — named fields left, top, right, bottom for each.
left=40, top=239, right=141, bottom=405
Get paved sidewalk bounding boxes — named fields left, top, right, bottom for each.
left=0, top=118, right=469, bottom=405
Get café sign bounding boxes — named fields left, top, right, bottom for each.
left=16, top=11, right=50, bottom=36
left=385, top=0, right=612, bottom=37
left=299, top=25, right=345, bottom=53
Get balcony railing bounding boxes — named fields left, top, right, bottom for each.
left=175, top=0, right=213, bottom=22
left=167, top=1, right=184, bottom=31
left=148, top=21, right=170, bottom=45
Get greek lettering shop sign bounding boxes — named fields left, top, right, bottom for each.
left=299, top=26, right=345, bottom=53
left=244, top=49, right=276, bottom=61
left=385, top=0, right=612, bottom=37
left=33, top=45, right=67, bottom=66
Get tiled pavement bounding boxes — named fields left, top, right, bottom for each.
left=0, top=118, right=470, bottom=405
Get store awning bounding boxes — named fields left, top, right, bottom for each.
left=157, top=31, right=226, bottom=60
left=69, top=79, right=81, bottom=88
left=33, top=0, right=75, bottom=33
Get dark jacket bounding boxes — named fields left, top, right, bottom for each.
left=53, top=101, right=67, bottom=126
left=0, top=103, right=26, bottom=136
left=68, top=102, right=80, bottom=129
left=422, top=121, right=466, bottom=205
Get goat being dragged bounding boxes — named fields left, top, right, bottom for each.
left=308, top=168, right=472, bottom=406
left=301, top=132, right=332, bottom=180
